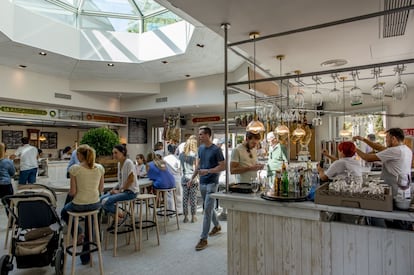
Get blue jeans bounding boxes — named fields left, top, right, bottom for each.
left=19, top=168, right=37, bottom=184
left=200, top=183, right=220, bottom=240
left=61, top=201, right=101, bottom=236
left=100, top=190, right=136, bottom=214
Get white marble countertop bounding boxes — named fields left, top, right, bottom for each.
left=212, top=192, right=414, bottom=222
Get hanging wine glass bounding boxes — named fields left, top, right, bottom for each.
left=294, top=91, right=305, bottom=108
left=371, top=68, right=384, bottom=102
left=329, top=77, right=341, bottom=104
left=312, top=89, right=323, bottom=106
left=350, top=71, right=362, bottom=105
left=391, top=65, right=408, bottom=101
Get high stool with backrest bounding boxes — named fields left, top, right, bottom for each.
left=104, top=198, right=138, bottom=256
left=135, top=193, right=160, bottom=250
left=65, top=209, right=104, bottom=275
left=155, top=188, right=180, bottom=233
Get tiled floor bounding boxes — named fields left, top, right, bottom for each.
left=0, top=190, right=227, bottom=275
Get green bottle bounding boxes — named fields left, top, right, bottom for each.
left=281, top=161, right=289, bottom=196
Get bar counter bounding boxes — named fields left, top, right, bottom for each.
left=213, top=192, right=414, bottom=275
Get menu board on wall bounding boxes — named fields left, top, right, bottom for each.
left=40, top=132, right=58, bottom=149
left=128, top=118, right=147, bottom=144
left=1, top=130, right=23, bottom=149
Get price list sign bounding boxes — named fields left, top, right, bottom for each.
left=128, top=118, right=147, bottom=144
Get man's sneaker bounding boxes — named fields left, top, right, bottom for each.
left=208, top=225, right=221, bottom=236
left=195, top=239, right=208, bottom=251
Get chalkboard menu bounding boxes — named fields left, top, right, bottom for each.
left=2, top=130, right=23, bottom=149
left=128, top=118, right=147, bottom=144
left=39, top=132, right=58, bottom=149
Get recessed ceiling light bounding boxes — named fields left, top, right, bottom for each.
left=107, top=63, right=114, bottom=67
left=39, top=51, right=47, bottom=56
left=320, top=59, right=348, bottom=68
left=161, top=60, right=168, bottom=64
left=196, top=43, right=205, bottom=48
left=185, top=74, right=191, bottom=77
left=18, top=65, right=27, bottom=68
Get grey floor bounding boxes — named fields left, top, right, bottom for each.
left=0, top=191, right=227, bottom=275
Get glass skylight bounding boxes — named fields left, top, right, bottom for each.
left=13, top=0, right=182, bottom=32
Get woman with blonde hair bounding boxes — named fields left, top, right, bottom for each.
left=179, top=135, right=199, bottom=223
left=0, top=142, right=15, bottom=206
left=60, top=144, right=104, bottom=264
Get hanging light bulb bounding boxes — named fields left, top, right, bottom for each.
left=391, top=65, right=408, bottom=101
left=275, top=55, right=290, bottom=135
left=246, top=31, right=265, bottom=134
left=371, top=68, right=384, bottom=102
left=350, top=71, right=363, bottom=106
left=329, top=75, right=341, bottom=104
left=39, top=121, right=47, bottom=141
left=339, top=76, right=351, bottom=137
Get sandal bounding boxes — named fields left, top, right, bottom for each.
left=77, top=234, right=84, bottom=245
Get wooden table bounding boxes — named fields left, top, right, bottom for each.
left=47, top=178, right=152, bottom=193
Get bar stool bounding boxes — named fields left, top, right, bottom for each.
left=135, top=193, right=160, bottom=250
left=65, top=209, right=104, bottom=275
left=155, top=188, right=180, bottom=233
left=104, top=198, right=138, bottom=256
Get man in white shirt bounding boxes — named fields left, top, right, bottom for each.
left=353, top=128, right=413, bottom=196
left=164, top=146, right=183, bottom=213
left=12, top=137, right=38, bottom=184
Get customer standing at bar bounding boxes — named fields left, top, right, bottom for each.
left=11, top=137, right=38, bottom=184
left=353, top=128, right=413, bottom=195
left=190, top=126, right=225, bottom=251
left=266, top=132, right=288, bottom=187
left=179, top=135, right=198, bottom=223
left=230, top=131, right=264, bottom=183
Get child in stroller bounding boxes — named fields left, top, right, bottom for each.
left=0, top=184, right=64, bottom=275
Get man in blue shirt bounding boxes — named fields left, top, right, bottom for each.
left=190, top=126, right=225, bottom=251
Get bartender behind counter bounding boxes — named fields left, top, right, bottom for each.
left=353, top=127, right=412, bottom=195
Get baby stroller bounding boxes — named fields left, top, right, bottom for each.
left=0, top=184, right=64, bottom=275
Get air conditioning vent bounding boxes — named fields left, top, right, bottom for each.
left=383, top=0, right=411, bottom=38
left=155, top=97, right=168, bottom=103
left=55, top=93, right=71, bottom=100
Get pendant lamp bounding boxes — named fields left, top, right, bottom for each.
left=39, top=121, right=47, bottom=141
left=246, top=31, right=265, bottom=134
left=275, top=55, right=290, bottom=135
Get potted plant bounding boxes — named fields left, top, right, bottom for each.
left=80, top=127, right=120, bottom=179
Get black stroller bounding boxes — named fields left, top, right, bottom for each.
left=0, top=184, right=64, bottom=275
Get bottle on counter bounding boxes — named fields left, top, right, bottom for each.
left=281, top=161, right=289, bottom=196
left=275, top=170, right=281, bottom=196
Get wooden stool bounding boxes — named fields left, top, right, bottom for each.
left=155, top=188, right=180, bottom=233
left=104, top=199, right=138, bottom=256
left=135, top=194, right=160, bottom=250
left=65, top=209, right=104, bottom=275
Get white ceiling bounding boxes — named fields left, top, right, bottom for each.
left=0, top=0, right=413, bottom=119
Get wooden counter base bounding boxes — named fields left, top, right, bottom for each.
left=213, top=192, right=414, bottom=275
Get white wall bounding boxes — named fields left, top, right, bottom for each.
left=0, top=65, right=120, bottom=112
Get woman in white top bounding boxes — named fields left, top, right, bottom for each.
left=318, top=141, right=363, bottom=181
left=61, top=144, right=104, bottom=245
left=100, top=144, right=138, bottom=215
